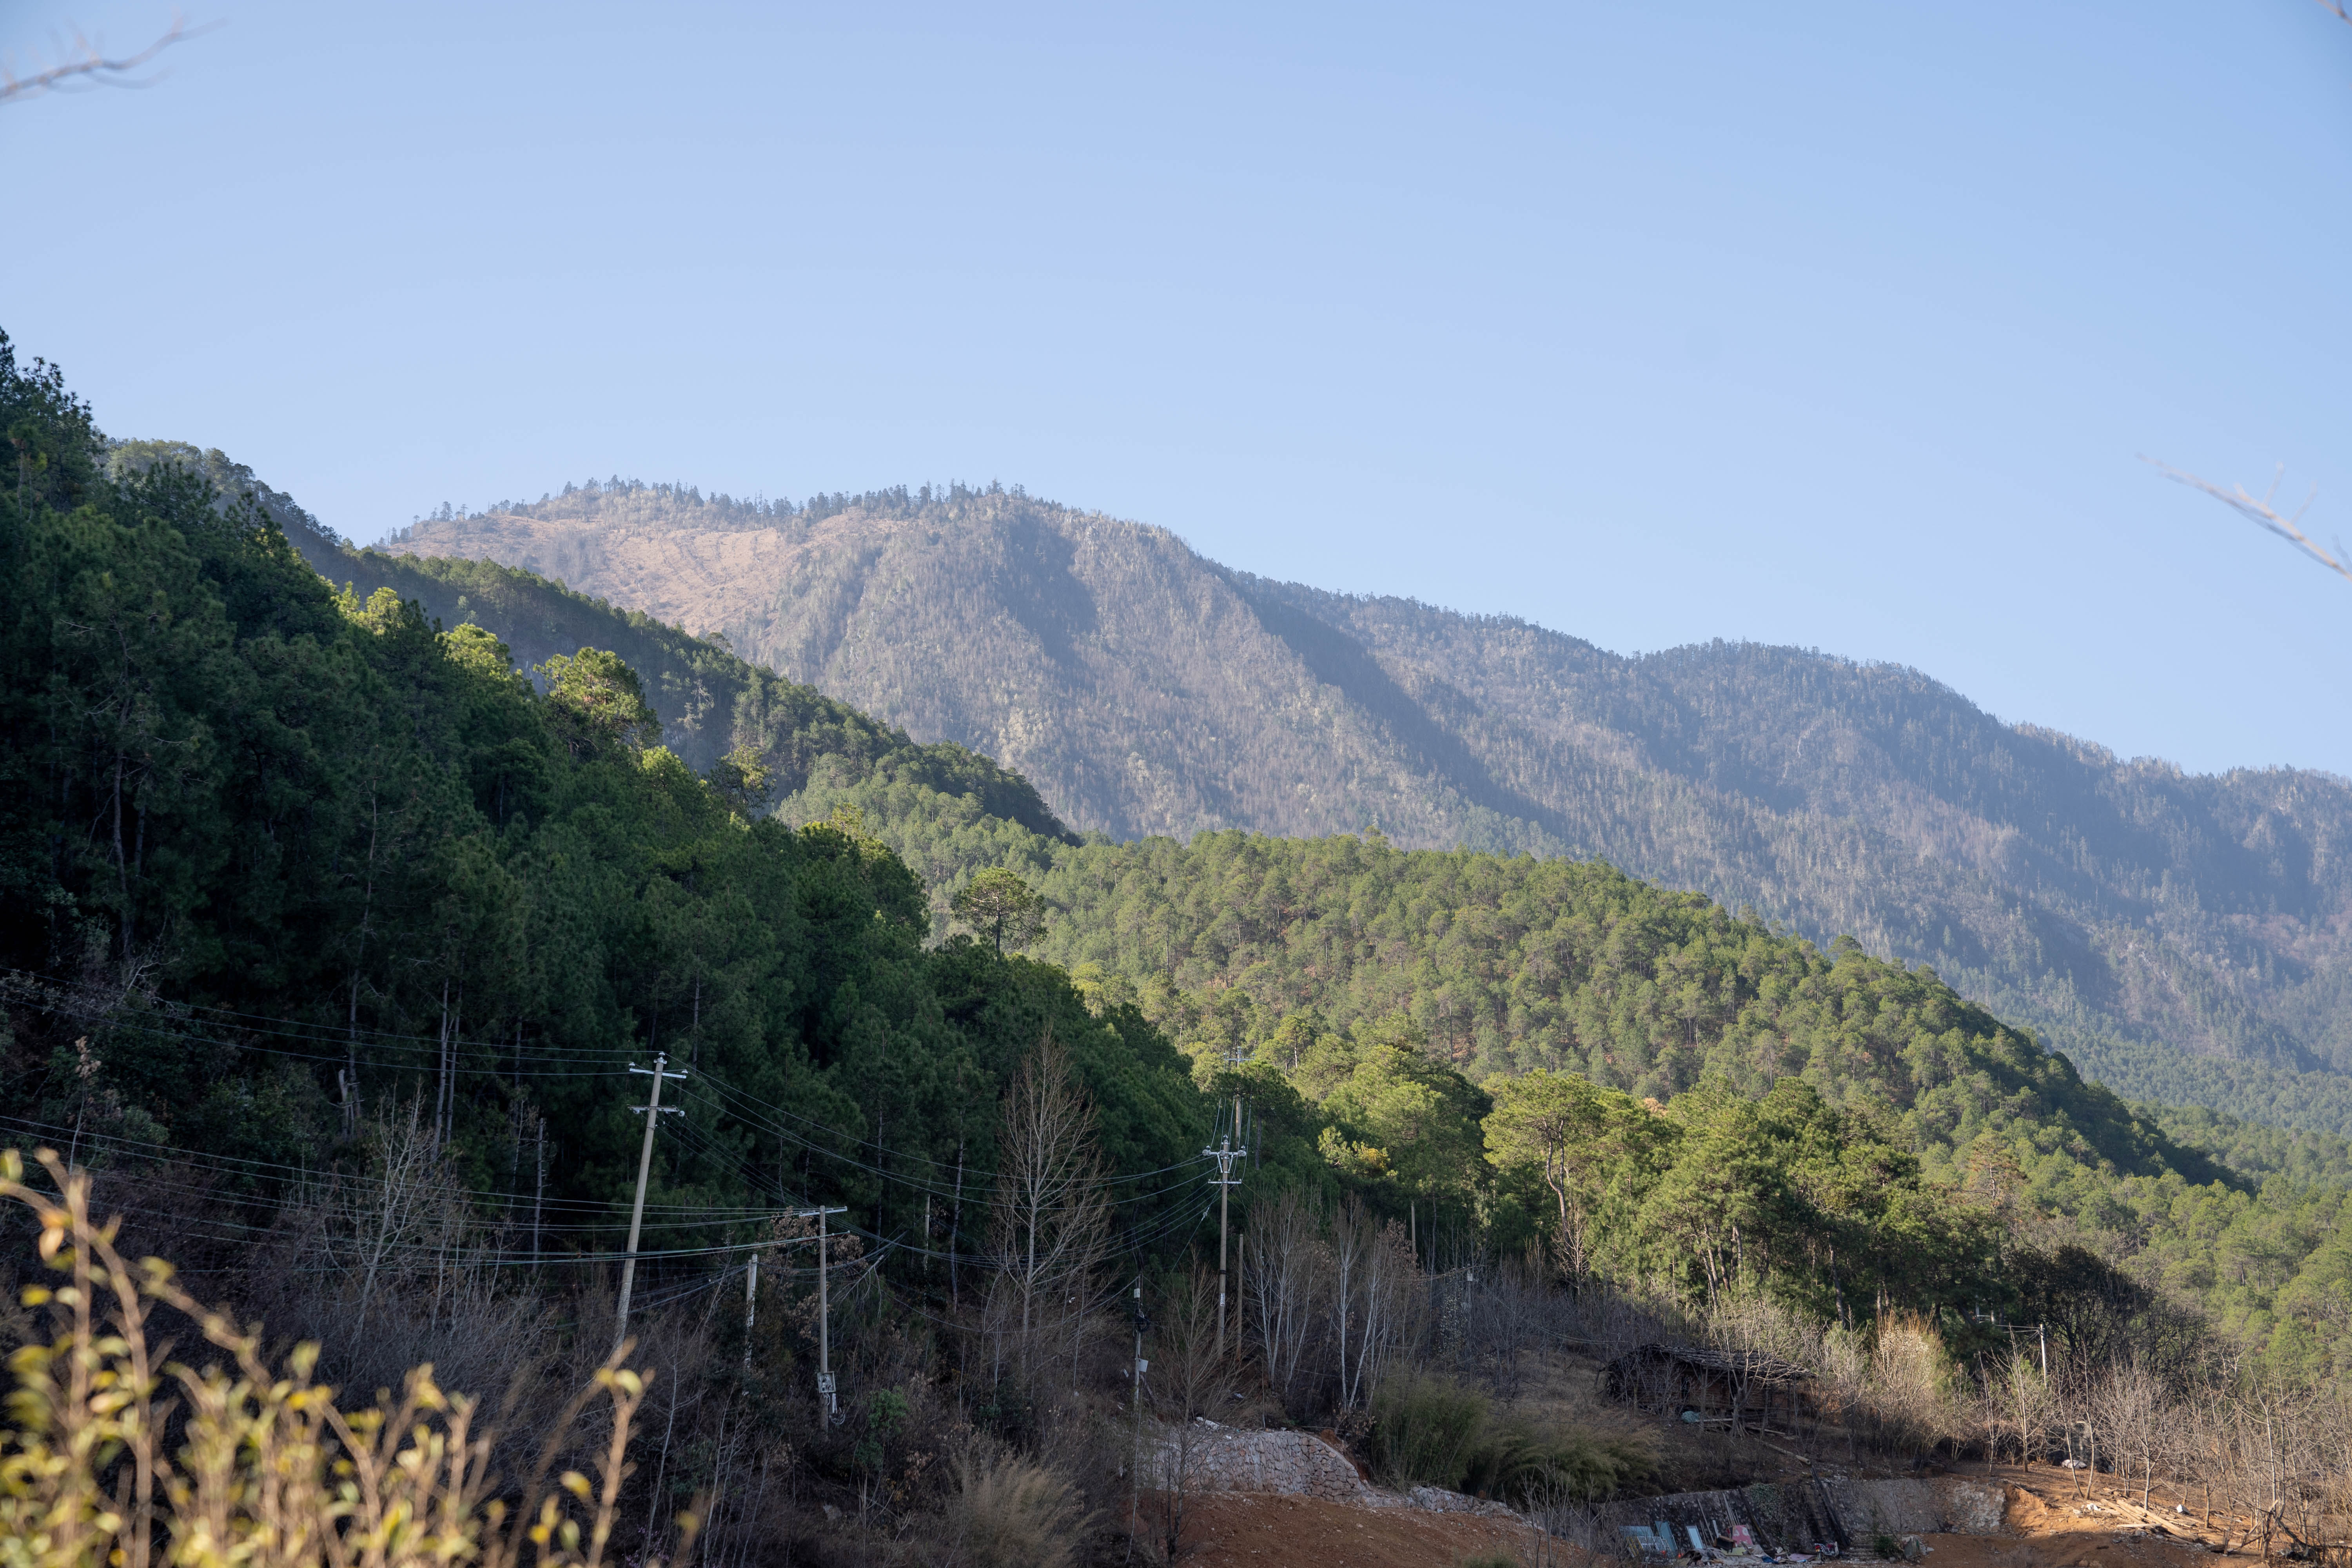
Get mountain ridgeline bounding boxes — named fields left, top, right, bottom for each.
left=113, top=447, right=1074, bottom=846
left=6, top=324, right=2350, bottom=1407
left=381, top=483, right=2352, bottom=1135
left=12, top=338, right=2352, bottom=1568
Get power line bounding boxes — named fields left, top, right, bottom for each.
left=0, top=969, right=641, bottom=1064
left=662, top=1110, right=1215, bottom=1268
left=0, top=984, right=1227, bottom=1280
left=685, top=1075, right=1207, bottom=1208
left=5, top=981, right=1216, bottom=1209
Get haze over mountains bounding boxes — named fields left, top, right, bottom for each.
left=366, top=480, right=2352, bottom=1132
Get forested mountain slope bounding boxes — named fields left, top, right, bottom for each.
left=3, top=377, right=1199, bottom=1331
left=384, top=484, right=2352, bottom=1130
left=112, top=446, right=1073, bottom=845
left=11, top=338, right=2352, bottom=1565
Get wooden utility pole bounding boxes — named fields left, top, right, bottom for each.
left=509, top=1020, right=525, bottom=1183
left=742, top=1247, right=760, bottom=1370
left=530, top=1115, right=546, bottom=1267
left=615, top=1053, right=687, bottom=1359
left=1205, top=1043, right=1248, bottom=1360
left=1130, top=1276, right=1148, bottom=1542
left=950, top=1137, right=965, bottom=1312
left=797, top=1204, right=848, bottom=1422
left=1205, top=1132, right=1245, bottom=1359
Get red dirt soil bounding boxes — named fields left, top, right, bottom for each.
left=1170, top=1468, right=2266, bottom=1568
left=1174, top=1492, right=1559, bottom=1566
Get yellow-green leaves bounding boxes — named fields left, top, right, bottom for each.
left=0, top=1149, right=659, bottom=1568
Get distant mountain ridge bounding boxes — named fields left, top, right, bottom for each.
left=374, top=481, right=2352, bottom=1131
left=375, top=482, right=2352, bottom=1116
left=107, top=448, right=1074, bottom=844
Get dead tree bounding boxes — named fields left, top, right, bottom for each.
left=2148, top=459, right=2352, bottom=590
left=984, top=1031, right=1111, bottom=1395
left=2, top=12, right=206, bottom=105
left=1327, top=1198, right=1416, bottom=1412
left=1143, top=1266, right=1234, bottom=1564
left=1242, top=1187, right=1321, bottom=1414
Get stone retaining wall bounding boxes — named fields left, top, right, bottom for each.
left=1577, top=1478, right=2007, bottom=1553
left=1826, top=1479, right=2006, bottom=1539
left=1144, top=1423, right=2011, bottom=1546
left=1145, top=1422, right=1372, bottom=1502
left=1143, top=1421, right=1515, bottom=1518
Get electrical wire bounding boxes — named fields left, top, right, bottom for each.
left=667, top=1089, right=1216, bottom=1259
left=688, top=1070, right=1209, bottom=1187
left=0, top=1112, right=774, bottom=1226
left=682, top=1075, right=1210, bottom=1212
left=7, top=1000, right=633, bottom=1080
left=657, top=1111, right=1214, bottom=1269
left=0, top=967, right=643, bottom=1065
left=1, top=982, right=1230, bottom=1278
left=7, top=981, right=1219, bottom=1212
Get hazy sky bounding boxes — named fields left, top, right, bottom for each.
left=7, top=2, right=2351, bottom=777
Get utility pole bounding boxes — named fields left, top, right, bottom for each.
left=614, top=1053, right=688, bottom=1360
left=510, top=1021, right=524, bottom=1183
left=743, top=1245, right=760, bottom=1370
left=797, top=1204, right=848, bottom=1422
left=949, top=1137, right=965, bottom=1312
left=1129, top=1276, right=1149, bottom=1543
left=531, top=1115, right=546, bottom=1267
left=1205, top=1131, right=1246, bottom=1360
left=1205, top=1040, right=1249, bottom=1360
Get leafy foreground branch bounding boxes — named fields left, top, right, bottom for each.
left=0, top=1147, right=691, bottom=1568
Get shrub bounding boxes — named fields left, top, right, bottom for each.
left=1862, top=1314, right=1959, bottom=1463
left=944, top=1441, right=1091, bottom=1568
left=1367, top=1371, right=1492, bottom=1489
left=0, top=1149, right=681, bottom=1568
left=1368, top=1370, right=1658, bottom=1504
left=1461, top=1420, right=1659, bottom=1506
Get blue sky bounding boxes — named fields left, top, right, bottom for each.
left=7, top=1, right=2351, bottom=776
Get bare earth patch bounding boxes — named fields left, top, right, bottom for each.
left=1159, top=1465, right=2275, bottom=1568
left=1174, top=1491, right=1551, bottom=1566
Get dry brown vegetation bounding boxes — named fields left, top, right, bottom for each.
left=0, top=1147, right=676, bottom=1568
left=10, top=1128, right=2352, bottom=1566
left=4, top=1041, right=2348, bottom=1567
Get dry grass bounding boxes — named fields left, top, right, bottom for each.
left=0, top=1147, right=693, bottom=1568
left=940, top=1439, right=1090, bottom=1568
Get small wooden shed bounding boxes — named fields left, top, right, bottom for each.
left=1602, top=1343, right=1816, bottom=1432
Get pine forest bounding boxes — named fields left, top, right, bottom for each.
left=3, top=332, right=2350, bottom=1566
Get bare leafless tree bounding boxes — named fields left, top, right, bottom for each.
left=2090, top=1356, right=2161, bottom=1508
left=344, top=1098, right=452, bottom=1342
left=984, top=1031, right=1112, bottom=1394
left=2148, top=459, right=2352, bottom=589
left=1326, top=1197, right=1417, bottom=1413
left=1, top=12, right=208, bottom=105
left=1984, top=1350, right=2057, bottom=1466
left=1142, top=1266, right=1233, bottom=1564
left=1241, top=1187, right=1322, bottom=1414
